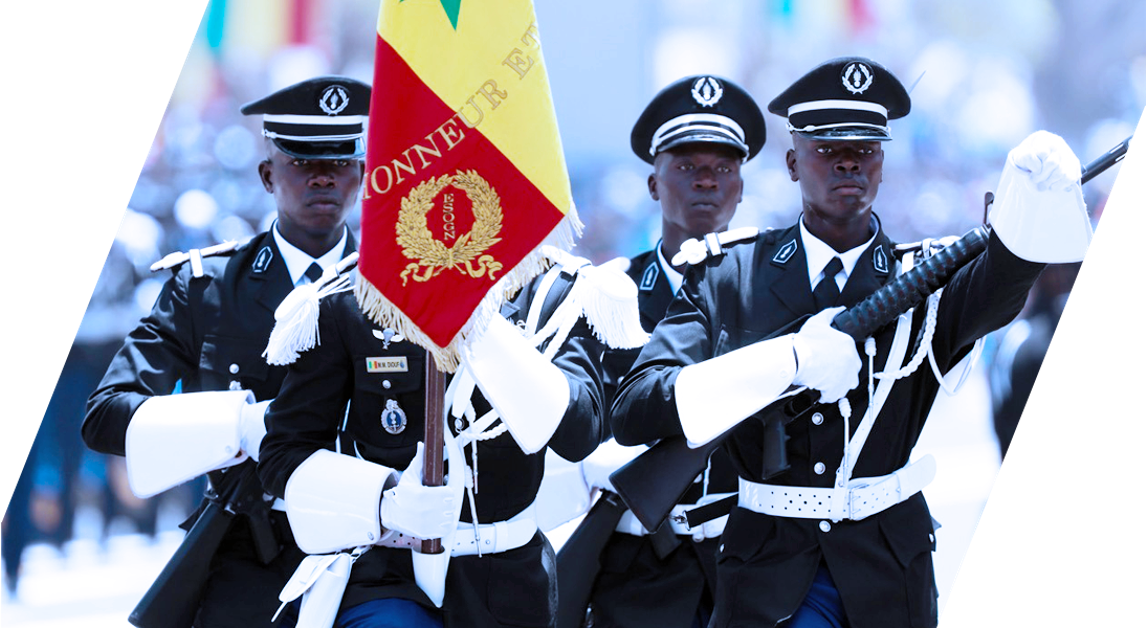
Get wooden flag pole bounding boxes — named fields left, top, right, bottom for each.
left=421, top=357, right=446, bottom=555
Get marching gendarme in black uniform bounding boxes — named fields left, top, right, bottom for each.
left=579, top=247, right=740, bottom=628
left=565, top=75, right=767, bottom=628
left=614, top=221, right=1042, bottom=626
left=82, top=75, right=369, bottom=627
left=612, top=56, right=1089, bottom=627
left=257, top=265, right=611, bottom=627
left=83, top=228, right=357, bottom=627
left=559, top=75, right=767, bottom=628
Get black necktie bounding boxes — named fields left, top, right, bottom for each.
left=812, top=257, right=843, bottom=310
left=304, top=262, right=323, bottom=283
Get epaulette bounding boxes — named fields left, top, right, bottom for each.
left=524, top=248, right=649, bottom=351
left=892, top=235, right=961, bottom=258
left=671, top=226, right=764, bottom=267
left=149, top=240, right=241, bottom=277
left=892, top=235, right=961, bottom=271
left=263, top=252, right=359, bottom=366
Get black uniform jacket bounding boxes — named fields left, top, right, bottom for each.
left=82, top=229, right=355, bottom=627
left=611, top=220, right=1044, bottom=627
left=257, top=268, right=606, bottom=627
left=84, top=230, right=355, bottom=454
left=580, top=249, right=737, bottom=628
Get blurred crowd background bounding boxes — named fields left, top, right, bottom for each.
left=3, top=0, right=1143, bottom=604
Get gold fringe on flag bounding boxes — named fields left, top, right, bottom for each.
left=354, top=210, right=582, bottom=373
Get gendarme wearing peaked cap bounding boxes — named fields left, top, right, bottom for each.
left=631, top=75, right=766, bottom=164
left=241, top=75, right=371, bottom=159
left=768, top=57, right=910, bottom=141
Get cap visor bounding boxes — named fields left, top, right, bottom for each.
left=658, top=133, right=748, bottom=157
left=273, top=138, right=365, bottom=159
left=796, top=127, right=891, bottom=142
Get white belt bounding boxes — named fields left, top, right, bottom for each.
left=615, top=495, right=734, bottom=541
left=738, top=455, right=936, bottom=522
left=377, top=507, right=538, bottom=557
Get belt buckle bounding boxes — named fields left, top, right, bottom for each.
left=846, top=482, right=869, bottom=521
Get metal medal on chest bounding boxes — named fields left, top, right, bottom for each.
left=381, top=399, right=407, bottom=435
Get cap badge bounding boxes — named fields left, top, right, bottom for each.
left=841, top=62, right=874, bottom=95
left=318, top=85, right=351, bottom=115
left=691, top=76, right=724, bottom=107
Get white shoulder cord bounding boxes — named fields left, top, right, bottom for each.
left=832, top=251, right=944, bottom=515
left=445, top=266, right=586, bottom=553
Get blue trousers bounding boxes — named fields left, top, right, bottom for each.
left=783, top=563, right=848, bottom=628
left=336, top=598, right=443, bottom=628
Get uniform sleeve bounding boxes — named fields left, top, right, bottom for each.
left=82, top=270, right=199, bottom=456
left=929, top=231, right=1046, bottom=372
left=257, top=296, right=353, bottom=499
left=545, top=316, right=608, bottom=463
left=610, top=262, right=717, bottom=446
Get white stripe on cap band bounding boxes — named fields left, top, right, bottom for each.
left=263, top=114, right=366, bottom=126
left=651, top=113, right=747, bottom=156
left=787, top=99, right=888, bottom=118
left=263, top=130, right=364, bottom=142
left=786, top=121, right=891, bottom=138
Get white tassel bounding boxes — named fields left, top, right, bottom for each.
left=263, top=275, right=353, bottom=366
left=574, top=264, right=650, bottom=350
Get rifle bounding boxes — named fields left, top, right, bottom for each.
left=554, top=491, right=628, bottom=628
left=609, top=137, right=1131, bottom=534
left=129, top=460, right=280, bottom=627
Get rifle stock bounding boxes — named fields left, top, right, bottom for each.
left=129, top=461, right=278, bottom=627
left=129, top=500, right=234, bottom=627
left=554, top=491, right=628, bottom=627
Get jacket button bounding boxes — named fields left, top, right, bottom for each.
left=819, top=520, right=831, bottom=533
left=229, top=363, right=240, bottom=374
left=383, top=380, right=392, bottom=389
left=811, top=412, right=824, bottom=425
left=229, top=381, right=242, bottom=391
left=814, top=462, right=826, bottom=475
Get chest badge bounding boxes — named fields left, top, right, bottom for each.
left=382, top=399, right=408, bottom=435
left=372, top=327, right=405, bottom=349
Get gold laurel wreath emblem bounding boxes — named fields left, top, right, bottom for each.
left=397, top=170, right=504, bottom=286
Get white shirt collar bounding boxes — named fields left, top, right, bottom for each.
left=656, top=240, right=684, bottom=295
left=799, top=215, right=878, bottom=291
left=271, top=222, right=348, bottom=286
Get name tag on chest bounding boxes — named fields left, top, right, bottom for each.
left=366, top=357, right=408, bottom=373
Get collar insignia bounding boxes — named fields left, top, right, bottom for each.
left=772, top=238, right=798, bottom=265
left=873, top=245, right=889, bottom=274
left=252, top=246, right=274, bottom=274
left=639, top=262, right=659, bottom=292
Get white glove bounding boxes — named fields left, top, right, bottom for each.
left=581, top=439, right=647, bottom=493
left=379, top=443, right=456, bottom=540
left=1008, top=130, right=1082, bottom=192
left=990, top=130, right=1090, bottom=262
left=239, top=399, right=271, bottom=462
left=462, top=316, right=570, bottom=455
left=792, top=307, right=860, bottom=404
